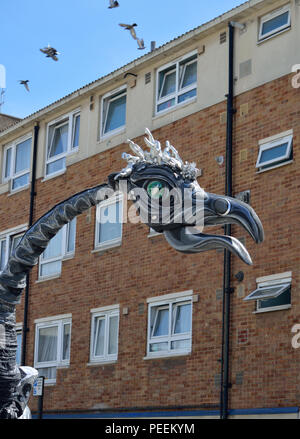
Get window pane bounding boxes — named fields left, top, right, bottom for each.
left=37, top=367, right=56, bottom=380
left=173, top=303, right=191, bottom=334
left=157, top=98, right=175, bottom=112
left=40, top=260, right=62, bottom=277
left=11, top=234, right=23, bottom=254
left=38, top=326, right=58, bottom=363
left=160, top=70, right=176, bottom=98
left=180, top=61, right=197, bottom=88
left=98, top=201, right=122, bottom=244
left=72, top=114, right=80, bottom=148
left=42, top=229, right=63, bottom=260
left=171, top=339, right=190, bottom=350
left=15, top=138, right=31, bottom=173
left=46, top=157, right=66, bottom=175
left=62, top=323, right=71, bottom=361
left=262, top=11, right=289, bottom=36
left=5, top=147, right=12, bottom=179
left=94, top=317, right=105, bottom=357
left=150, top=342, right=168, bottom=352
left=153, top=308, right=169, bottom=336
left=49, top=122, right=68, bottom=158
left=12, top=173, right=29, bottom=190
left=0, top=239, right=6, bottom=271
left=258, top=287, right=291, bottom=309
left=108, top=315, right=118, bottom=355
left=260, top=142, right=288, bottom=164
left=67, top=219, right=76, bottom=253
left=16, top=331, right=22, bottom=365
left=178, top=88, right=197, bottom=104
left=104, top=94, right=126, bottom=133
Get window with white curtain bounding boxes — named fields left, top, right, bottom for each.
left=34, top=316, right=71, bottom=383
left=0, top=226, right=26, bottom=273
left=95, top=195, right=123, bottom=251
left=90, top=305, right=119, bottom=363
left=39, top=218, right=76, bottom=279
left=46, top=109, right=80, bottom=177
left=156, top=51, right=197, bottom=114
left=2, top=135, right=32, bottom=191
left=100, top=86, right=127, bottom=138
left=147, top=291, right=193, bottom=358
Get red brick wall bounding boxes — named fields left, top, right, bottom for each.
left=1, top=72, right=299, bottom=414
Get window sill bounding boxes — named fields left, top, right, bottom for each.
left=56, top=364, right=70, bottom=370
left=253, top=304, right=291, bottom=314
left=153, top=97, right=197, bottom=120
left=143, top=351, right=191, bottom=360
left=148, top=231, right=162, bottom=238
left=42, top=168, right=66, bottom=183
left=98, top=127, right=126, bottom=143
left=87, top=360, right=117, bottom=367
left=7, top=184, right=30, bottom=196
left=256, top=160, right=293, bottom=174
left=257, top=26, right=291, bottom=45
left=36, top=274, right=61, bottom=283
left=92, top=240, right=122, bottom=254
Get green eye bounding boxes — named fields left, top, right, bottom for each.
left=147, top=181, right=165, bottom=199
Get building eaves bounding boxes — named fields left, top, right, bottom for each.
left=0, top=0, right=269, bottom=139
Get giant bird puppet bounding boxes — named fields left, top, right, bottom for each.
left=0, top=129, right=264, bottom=418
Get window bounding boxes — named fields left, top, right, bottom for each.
left=0, top=226, right=26, bottom=272
left=100, top=87, right=127, bottom=138
left=259, top=5, right=291, bottom=41
left=2, top=135, right=32, bottom=191
left=39, top=218, right=76, bottom=279
left=147, top=291, right=193, bottom=357
left=244, top=272, right=291, bottom=313
left=156, top=51, right=197, bottom=114
left=46, top=109, right=80, bottom=176
left=95, top=195, right=123, bottom=251
left=90, top=306, right=119, bottom=363
left=16, top=326, right=22, bottom=366
left=34, top=316, right=71, bottom=383
left=256, top=133, right=292, bottom=171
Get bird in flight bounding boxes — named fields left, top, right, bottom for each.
left=19, top=80, right=30, bottom=92
left=119, top=23, right=138, bottom=40
left=108, top=0, right=119, bottom=8
left=40, top=45, right=60, bottom=61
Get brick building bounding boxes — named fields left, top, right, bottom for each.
left=0, top=0, right=300, bottom=419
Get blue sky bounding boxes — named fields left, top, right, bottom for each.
left=0, top=0, right=243, bottom=119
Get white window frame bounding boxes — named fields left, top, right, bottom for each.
left=256, top=133, right=293, bottom=171
left=16, top=323, right=23, bottom=366
left=38, top=219, right=76, bottom=280
left=100, top=86, right=127, bottom=139
left=245, top=272, right=292, bottom=313
left=94, top=194, right=123, bottom=251
left=2, top=134, right=32, bottom=192
left=89, top=305, right=120, bottom=364
left=45, top=108, right=80, bottom=177
left=34, top=315, right=72, bottom=384
left=146, top=290, right=193, bottom=358
left=0, top=224, right=27, bottom=273
left=258, top=4, right=291, bottom=41
left=156, top=51, right=197, bottom=115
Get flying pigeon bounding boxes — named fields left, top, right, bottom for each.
left=19, top=80, right=30, bottom=92
left=108, top=0, right=119, bottom=8
left=137, top=38, right=145, bottom=50
left=119, top=23, right=138, bottom=40
left=40, top=45, right=60, bottom=61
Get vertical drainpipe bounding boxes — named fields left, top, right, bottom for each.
left=220, top=22, right=235, bottom=420
left=21, top=122, right=39, bottom=366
